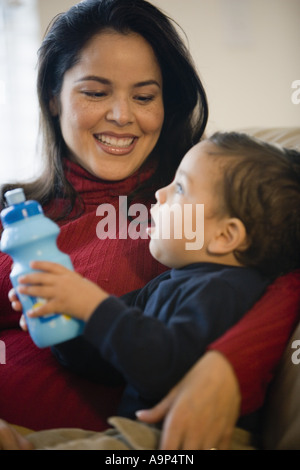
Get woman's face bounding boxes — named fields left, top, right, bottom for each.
left=51, top=30, right=164, bottom=181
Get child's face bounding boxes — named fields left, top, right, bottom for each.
left=148, top=141, right=224, bottom=268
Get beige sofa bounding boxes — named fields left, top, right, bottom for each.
left=242, top=127, right=300, bottom=450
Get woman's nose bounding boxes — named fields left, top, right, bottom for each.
left=106, top=98, right=134, bottom=126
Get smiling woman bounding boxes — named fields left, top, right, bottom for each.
left=0, top=0, right=299, bottom=452
left=0, top=0, right=208, bottom=435
left=52, top=31, right=164, bottom=181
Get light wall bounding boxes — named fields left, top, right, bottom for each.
left=37, top=0, right=300, bottom=133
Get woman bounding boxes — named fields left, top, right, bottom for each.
left=0, top=0, right=207, bottom=433
left=0, top=0, right=298, bottom=449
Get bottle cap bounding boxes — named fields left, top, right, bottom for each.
left=5, top=188, right=26, bottom=206
left=1, top=188, right=43, bottom=226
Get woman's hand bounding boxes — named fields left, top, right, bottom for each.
left=0, top=420, right=34, bottom=450
left=8, top=288, right=28, bottom=331
left=136, top=351, right=241, bottom=450
left=8, top=287, right=22, bottom=312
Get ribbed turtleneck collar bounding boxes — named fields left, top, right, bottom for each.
left=63, top=157, right=158, bottom=206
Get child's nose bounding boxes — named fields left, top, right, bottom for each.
left=155, top=187, right=167, bottom=204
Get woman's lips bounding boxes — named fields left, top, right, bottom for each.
left=94, top=133, right=138, bottom=155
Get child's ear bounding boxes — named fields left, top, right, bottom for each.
left=49, top=96, right=59, bottom=117
left=207, top=218, right=248, bottom=255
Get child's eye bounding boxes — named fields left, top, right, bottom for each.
left=175, top=182, right=184, bottom=194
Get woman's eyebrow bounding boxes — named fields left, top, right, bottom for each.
left=76, top=76, right=161, bottom=88
left=76, top=76, right=111, bottom=85
left=134, top=80, right=161, bottom=89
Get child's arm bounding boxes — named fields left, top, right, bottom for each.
left=17, top=261, right=109, bottom=322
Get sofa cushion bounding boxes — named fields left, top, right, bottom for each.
left=240, top=126, right=300, bottom=149
left=262, top=319, right=300, bottom=449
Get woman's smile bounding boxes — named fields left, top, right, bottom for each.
left=93, top=132, right=138, bottom=155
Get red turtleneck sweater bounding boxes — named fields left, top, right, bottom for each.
left=0, top=159, right=166, bottom=431
left=0, top=159, right=299, bottom=430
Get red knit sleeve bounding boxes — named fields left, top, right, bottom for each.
left=207, top=271, right=300, bottom=415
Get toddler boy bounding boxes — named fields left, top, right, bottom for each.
left=15, top=131, right=300, bottom=448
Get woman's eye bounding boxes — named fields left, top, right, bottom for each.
left=83, top=91, right=106, bottom=98
left=134, top=95, right=154, bottom=103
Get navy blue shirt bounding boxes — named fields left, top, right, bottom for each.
left=53, top=262, right=269, bottom=421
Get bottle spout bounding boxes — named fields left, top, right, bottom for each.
left=4, top=188, right=26, bottom=206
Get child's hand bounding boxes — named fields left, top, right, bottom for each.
left=17, top=261, right=109, bottom=322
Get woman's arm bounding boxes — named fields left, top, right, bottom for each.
left=137, top=350, right=240, bottom=450
left=208, top=271, right=300, bottom=415
left=138, top=271, right=300, bottom=449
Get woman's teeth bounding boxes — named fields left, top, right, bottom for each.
left=96, top=134, right=135, bottom=148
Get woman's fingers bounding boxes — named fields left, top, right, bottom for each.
left=8, top=288, right=22, bottom=311
left=137, top=351, right=240, bottom=450
left=19, top=314, right=28, bottom=331
left=0, top=420, right=34, bottom=450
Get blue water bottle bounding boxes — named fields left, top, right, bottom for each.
left=0, top=188, right=84, bottom=348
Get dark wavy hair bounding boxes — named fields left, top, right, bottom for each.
left=207, top=132, right=300, bottom=279
left=1, top=0, right=208, bottom=218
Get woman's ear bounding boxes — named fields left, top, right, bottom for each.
left=207, top=218, right=248, bottom=255
left=49, top=96, right=59, bottom=117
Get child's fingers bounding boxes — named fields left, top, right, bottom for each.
left=29, top=260, right=69, bottom=274
left=17, top=284, right=53, bottom=300
left=18, top=272, right=55, bottom=286
left=27, top=302, right=56, bottom=318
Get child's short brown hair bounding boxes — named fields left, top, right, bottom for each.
left=207, top=132, right=300, bottom=279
